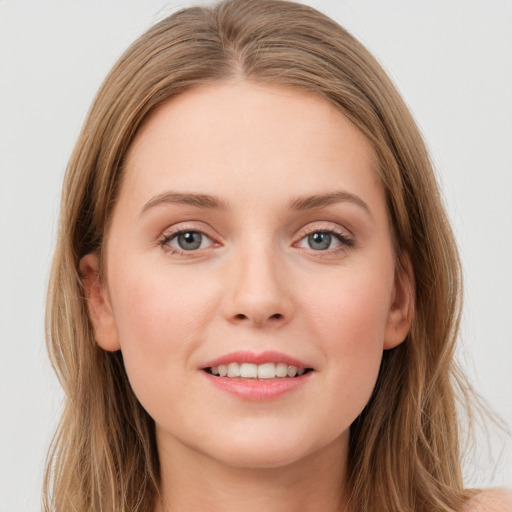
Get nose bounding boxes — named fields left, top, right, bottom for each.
left=221, top=245, right=294, bottom=328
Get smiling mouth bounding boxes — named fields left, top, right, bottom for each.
left=204, top=362, right=313, bottom=379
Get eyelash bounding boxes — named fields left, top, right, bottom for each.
left=158, top=226, right=217, bottom=255
left=296, top=226, right=355, bottom=252
left=158, top=225, right=354, bottom=256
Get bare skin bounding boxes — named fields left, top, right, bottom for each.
left=154, top=437, right=348, bottom=512
left=463, top=489, right=512, bottom=512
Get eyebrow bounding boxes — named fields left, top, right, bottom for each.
left=140, top=192, right=227, bottom=216
left=140, top=189, right=372, bottom=217
left=289, top=191, right=372, bottom=217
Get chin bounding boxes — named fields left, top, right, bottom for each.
left=197, top=424, right=344, bottom=470
left=209, top=445, right=309, bottom=470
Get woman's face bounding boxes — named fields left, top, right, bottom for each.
left=82, top=81, right=412, bottom=469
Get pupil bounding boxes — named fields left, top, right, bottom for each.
left=308, top=232, right=331, bottom=250
left=178, top=232, right=202, bottom=250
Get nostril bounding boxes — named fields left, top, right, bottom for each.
left=232, top=312, right=283, bottom=322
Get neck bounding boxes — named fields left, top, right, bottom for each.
left=153, top=431, right=350, bottom=512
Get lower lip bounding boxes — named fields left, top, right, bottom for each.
left=202, top=371, right=312, bottom=401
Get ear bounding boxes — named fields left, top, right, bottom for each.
left=383, top=253, right=415, bottom=350
left=79, top=253, right=121, bottom=352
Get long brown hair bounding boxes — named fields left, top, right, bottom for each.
left=44, top=1, right=473, bottom=510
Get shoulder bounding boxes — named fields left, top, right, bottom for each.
left=462, top=488, right=512, bottom=512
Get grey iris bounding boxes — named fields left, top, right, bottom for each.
left=178, top=232, right=202, bottom=250
left=308, top=232, right=331, bottom=250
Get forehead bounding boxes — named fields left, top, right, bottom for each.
left=121, top=80, right=382, bottom=213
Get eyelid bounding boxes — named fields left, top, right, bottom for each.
left=157, top=221, right=354, bottom=256
left=293, top=222, right=355, bottom=251
left=158, top=222, right=220, bottom=255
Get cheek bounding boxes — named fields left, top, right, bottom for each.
left=301, top=265, right=393, bottom=415
left=107, top=262, right=218, bottom=395
left=306, top=265, right=392, bottom=350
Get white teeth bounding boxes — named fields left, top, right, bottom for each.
left=227, top=362, right=240, bottom=377
left=276, top=363, right=288, bottom=377
left=208, top=362, right=308, bottom=379
left=287, top=366, right=298, bottom=377
left=257, top=363, right=276, bottom=379
left=240, top=363, right=258, bottom=378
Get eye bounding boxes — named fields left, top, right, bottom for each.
left=305, top=232, right=334, bottom=250
left=296, top=229, right=353, bottom=251
left=160, top=230, right=215, bottom=253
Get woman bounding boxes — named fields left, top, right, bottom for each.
left=43, top=0, right=511, bottom=510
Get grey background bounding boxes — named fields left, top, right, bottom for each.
left=1, top=1, right=511, bottom=510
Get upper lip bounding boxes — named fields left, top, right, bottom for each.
left=202, top=350, right=312, bottom=369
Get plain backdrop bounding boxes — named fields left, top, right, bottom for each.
left=0, top=0, right=511, bottom=510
